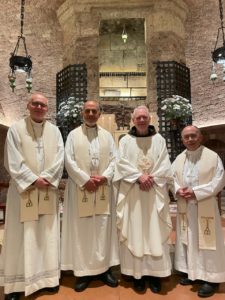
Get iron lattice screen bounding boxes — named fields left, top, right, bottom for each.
left=156, top=61, right=191, bottom=161
left=56, top=64, right=88, bottom=178
left=56, top=64, right=87, bottom=141
left=56, top=64, right=87, bottom=108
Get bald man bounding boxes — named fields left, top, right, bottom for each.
left=0, top=94, right=64, bottom=300
left=114, top=106, right=172, bottom=294
left=61, top=100, right=119, bottom=292
left=173, top=125, right=225, bottom=297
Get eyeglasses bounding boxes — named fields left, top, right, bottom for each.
left=30, top=101, right=48, bottom=108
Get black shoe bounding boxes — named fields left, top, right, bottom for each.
left=180, top=277, right=194, bottom=286
left=74, top=276, right=91, bottom=292
left=149, top=276, right=161, bottom=293
left=198, top=282, right=219, bottom=298
left=43, top=286, right=59, bottom=293
left=133, top=278, right=146, bottom=293
left=100, top=270, right=118, bottom=287
left=5, top=293, right=20, bottom=300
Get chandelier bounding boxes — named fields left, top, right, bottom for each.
left=8, top=0, right=32, bottom=92
left=211, top=0, right=225, bottom=81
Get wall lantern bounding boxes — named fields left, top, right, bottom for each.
left=211, top=0, right=225, bottom=82
left=122, top=25, right=128, bottom=43
left=8, top=0, right=32, bottom=92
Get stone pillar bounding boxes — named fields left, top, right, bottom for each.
left=57, top=0, right=100, bottom=99
left=145, top=0, right=190, bottom=113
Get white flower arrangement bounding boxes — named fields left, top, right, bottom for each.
left=57, top=96, right=84, bottom=126
left=161, top=95, right=192, bottom=120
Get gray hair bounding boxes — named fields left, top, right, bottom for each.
left=27, top=93, right=48, bottom=105
left=132, top=105, right=150, bottom=119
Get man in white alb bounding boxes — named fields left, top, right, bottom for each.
left=173, top=125, right=225, bottom=297
left=0, top=94, right=64, bottom=300
left=113, top=106, right=172, bottom=294
left=61, top=100, right=119, bottom=292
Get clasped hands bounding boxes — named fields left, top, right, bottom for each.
left=176, top=187, right=196, bottom=201
left=33, top=177, right=51, bottom=188
left=137, top=174, right=154, bottom=191
left=84, top=175, right=107, bottom=193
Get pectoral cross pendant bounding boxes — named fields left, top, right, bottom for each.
left=36, top=140, right=43, bottom=153
left=92, top=153, right=99, bottom=166
left=90, top=152, right=99, bottom=175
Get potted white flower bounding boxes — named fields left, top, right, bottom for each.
left=57, top=96, right=84, bottom=129
left=161, top=95, right=192, bottom=129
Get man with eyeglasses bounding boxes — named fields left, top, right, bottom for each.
left=0, top=93, right=64, bottom=300
left=61, top=100, right=119, bottom=292
left=173, top=125, right=225, bottom=297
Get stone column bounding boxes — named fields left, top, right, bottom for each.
left=145, top=0, right=190, bottom=113
left=57, top=0, right=100, bottom=99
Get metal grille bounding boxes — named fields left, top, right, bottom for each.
left=56, top=64, right=88, bottom=178
left=56, top=64, right=87, bottom=142
left=156, top=61, right=191, bottom=161
left=56, top=64, right=87, bottom=110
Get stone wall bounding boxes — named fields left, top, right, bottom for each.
left=0, top=0, right=191, bottom=126
left=0, top=0, right=224, bottom=137
left=1, top=0, right=224, bottom=128
left=0, top=0, right=64, bottom=182
left=185, top=0, right=225, bottom=127
left=57, top=0, right=189, bottom=112
left=0, top=0, right=64, bottom=127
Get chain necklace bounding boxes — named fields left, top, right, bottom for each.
left=29, top=118, right=44, bottom=153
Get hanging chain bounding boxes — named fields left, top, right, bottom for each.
left=12, top=0, right=28, bottom=56
left=219, top=0, right=225, bottom=43
left=20, top=0, right=25, bottom=36
left=219, top=0, right=224, bottom=27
